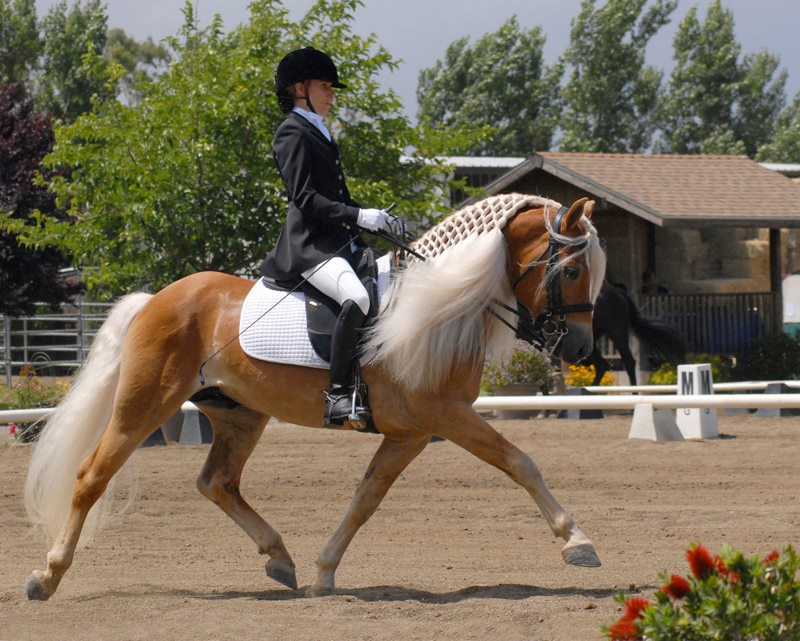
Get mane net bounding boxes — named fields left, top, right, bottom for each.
left=413, top=193, right=561, bottom=259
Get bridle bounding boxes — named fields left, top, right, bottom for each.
left=488, top=205, right=594, bottom=357
left=377, top=205, right=595, bottom=358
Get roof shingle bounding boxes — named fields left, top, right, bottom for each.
left=492, top=152, right=800, bottom=227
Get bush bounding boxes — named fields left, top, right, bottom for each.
left=604, top=544, right=800, bottom=640
left=2, top=366, right=71, bottom=443
left=648, top=354, right=734, bottom=385
left=736, top=333, right=800, bottom=381
left=482, top=342, right=553, bottom=393
left=565, top=363, right=613, bottom=387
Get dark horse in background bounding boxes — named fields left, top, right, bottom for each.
left=584, top=281, right=687, bottom=386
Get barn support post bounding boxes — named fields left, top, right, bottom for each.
left=770, top=228, right=782, bottom=334
left=3, top=315, right=11, bottom=388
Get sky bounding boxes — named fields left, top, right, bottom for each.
left=34, top=0, right=800, bottom=121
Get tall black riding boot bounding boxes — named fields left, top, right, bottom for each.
left=323, top=300, right=367, bottom=427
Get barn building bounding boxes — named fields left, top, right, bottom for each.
left=465, top=153, right=800, bottom=355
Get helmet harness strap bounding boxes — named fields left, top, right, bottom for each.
left=301, top=80, right=316, bottom=114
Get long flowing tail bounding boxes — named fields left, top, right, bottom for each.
left=24, top=292, right=153, bottom=546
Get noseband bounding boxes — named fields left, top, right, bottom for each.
left=490, top=205, right=594, bottom=357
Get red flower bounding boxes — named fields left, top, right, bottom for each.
left=622, top=596, right=650, bottom=621
left=764, top=551, right=780, bottom=564
left=662, top=574, right=691, bottom=599
left=687, top=545, right=716, bottom=579
left=608, top=618, right=641, bottom=641
left=715, top=556, right=728, bottom=574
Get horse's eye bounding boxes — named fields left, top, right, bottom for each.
left=564, top=266, right=580, bottom=281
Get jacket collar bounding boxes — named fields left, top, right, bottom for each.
left=287, top=111, right=337, bottom=148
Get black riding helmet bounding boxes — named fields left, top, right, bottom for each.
left=274, top=47, right=346, bottom=113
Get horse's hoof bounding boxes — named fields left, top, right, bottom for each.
left=562, top=544, right=602, bottom=568
left=305, top=584, right=335, bottom=598
left=265, top=559, right=298, bottom=590
left=25, top=574, right=51, bottom=601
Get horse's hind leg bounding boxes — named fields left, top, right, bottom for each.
left=611, top=331, right=637, bottom=386
left=27, top=398, right=186, bottom=600
left=434, top=404, right=601, bottom=568
left=196, top=405, right=297, bottom=590
left=585, top=348, right=609, bottom=386
left=308, top=435, right=429, bottom=597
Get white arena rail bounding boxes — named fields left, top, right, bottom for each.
left=473, top=393, right=800, bottom=411
left=0, top=408, right=55, bottom=423
left=3, top=393, right=800, bottom=428
left=582, top=381, right=800, bottom=394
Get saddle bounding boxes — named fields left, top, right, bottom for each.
left=260, top=248, right=381, bottom=362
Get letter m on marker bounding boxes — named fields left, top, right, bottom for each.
left=681, top=371, right=694, bottom=395
left=700, top=370, right=711, bottom=394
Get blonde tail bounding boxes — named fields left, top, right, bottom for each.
left=24, top=292, right=153, bottom=546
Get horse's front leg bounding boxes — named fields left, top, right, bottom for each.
left=307, top=435, right=429, bottom=597
left=434, top=402, right=601, bottom=568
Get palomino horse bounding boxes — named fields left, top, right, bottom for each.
left=24, top=194, right=605, bottom=600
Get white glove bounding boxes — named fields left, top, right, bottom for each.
left=357, top=208, right=392, bottom=231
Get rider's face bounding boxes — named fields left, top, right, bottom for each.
left=293, top=80, right=335, bottom=117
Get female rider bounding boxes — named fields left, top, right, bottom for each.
left=261, top=47, right=392, bottom=427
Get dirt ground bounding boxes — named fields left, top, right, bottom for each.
left=1, top=413, right=799, bottom=641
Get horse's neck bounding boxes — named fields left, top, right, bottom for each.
left=413, top=194, right=559, bottom=259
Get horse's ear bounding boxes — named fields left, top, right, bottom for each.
left=563, top=197, right=589, bottom=230
left=582, top=199, right=595, bottom=221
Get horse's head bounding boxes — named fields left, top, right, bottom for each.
left=503, top=197, right=606, bottom=364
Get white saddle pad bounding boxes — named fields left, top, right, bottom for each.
left=239, top=253, right=393, bottom=369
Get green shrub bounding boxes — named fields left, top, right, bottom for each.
left=604, top=544, right=800, bottom=640
left=3, top=367, right=71, bottom=443
left=736, top=333, right=800, bottom=381
left=482, top=342, right=553, bottom=393
left=648, top=353, right=734, bottom=385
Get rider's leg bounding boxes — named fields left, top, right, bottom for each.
left=302, top=258, right=371, bottom=425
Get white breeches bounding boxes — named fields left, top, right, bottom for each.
left=302, top=256, right=370, bottom=315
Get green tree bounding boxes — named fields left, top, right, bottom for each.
left=105, top=27, right=171, bottom=105
left=559, top=0, right=677, bottom=153
left=0, top=0, right=41, bottom=85
left=735, top=51, right=787, bottom=157
left=757, top=91, right=800, bottom=162
left=658, top=0, right=786, bottom=156
left=417, top=16, right=559, bottom=156
left=39, top=0, right=111, bottom=120
left=4, top=0, right=468, bottom=293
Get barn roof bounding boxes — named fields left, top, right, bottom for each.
left=484, top=152, right=800, bottom=227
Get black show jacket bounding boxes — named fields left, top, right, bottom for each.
left=261, top=111, right=363, bottom=285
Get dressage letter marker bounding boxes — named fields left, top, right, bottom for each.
left=675, top=364, right=719, bottom=439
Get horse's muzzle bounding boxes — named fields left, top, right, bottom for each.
left=560, top=321, right=593, bottom=364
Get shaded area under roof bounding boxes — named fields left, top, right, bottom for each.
left=485, top=152, right=800, bottom=227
